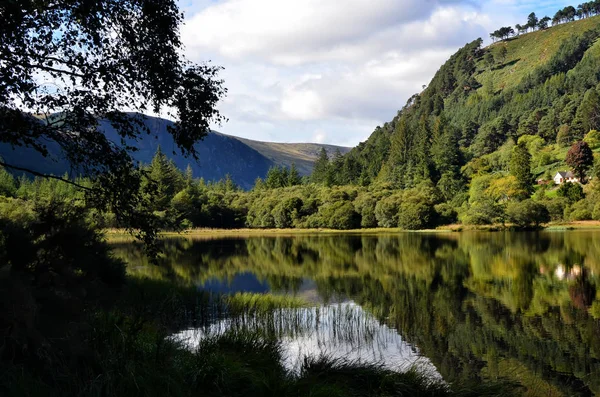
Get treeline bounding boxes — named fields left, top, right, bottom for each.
left=3, top=138, right=600, bottom=231
left=491, top=2, right=600, bottom=42
left=6, top=18, right=600, bottom=231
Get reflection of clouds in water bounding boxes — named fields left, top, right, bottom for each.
left=174, top=302, right=441, bottom=379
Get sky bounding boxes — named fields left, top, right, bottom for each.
left=176, top=0, right=573, bottom=147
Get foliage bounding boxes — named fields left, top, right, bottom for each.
left=505, top=199, right=550, bottom=227
left=566, top=141, right=594, bottom=181
left=0, top=0, right=226, bottom=243
left=509, top=142, right=534, bottom=198
left=557, top=182, right=585, bottom=202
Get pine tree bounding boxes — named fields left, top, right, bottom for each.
left=287, top=163, right=301, bottom=186
left=311, top=148, right=330, bottom=184
left=510, top=142, right=534, bottom=199
left=253, top=177, right=265, bottom=190
left=331, top=149, right=345, bottom=185
left=573, top=88, right=600, bottom=136
left=265, top=166, right=283, bottom=189
left=224, top=174, right=237, bottom=191
left=148, top=145, right=183, bottom=210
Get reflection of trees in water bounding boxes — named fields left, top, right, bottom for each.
left=111, top=231, right=600, bottom=395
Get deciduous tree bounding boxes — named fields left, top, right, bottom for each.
left=1, top=0, right=226, bottom=245
left=566, top=141, right=594, bottom=182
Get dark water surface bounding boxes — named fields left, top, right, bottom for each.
left=111, top=231, right=600, bottom=396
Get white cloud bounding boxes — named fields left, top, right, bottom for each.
left=179, top=0, right=571, bottom=146
left=313, top=131, right=327, bottom=144
left=181, top=0, right=470, bottom=65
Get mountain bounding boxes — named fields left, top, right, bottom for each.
left=341, top=14, right=600, bottom=191
left=0, top=115, right=350, bottom=189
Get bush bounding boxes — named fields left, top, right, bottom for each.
left=505, top=199, right=550, bottom=227
left=593, top=202, right=600, bottom=220
left=567, top=200, right=592, bottom=221
left=273, top=197, right=302, bottom=228
left=434, top=203, right=458, bottom=225
left=354, top=193, right=377, bottom=228
left=557, top=182, right=584, bottom=203
left=374, top=194, right=402, bottom=228
left=397, top=198, right=434, bottom=230
left=542, top=198, right=569, bottom=221
left=462, top=200, right=504, bottom=225
left=324, top=201, right=360, bottom=230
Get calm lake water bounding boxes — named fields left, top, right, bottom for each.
left=111, top=231, right=600, bottom=396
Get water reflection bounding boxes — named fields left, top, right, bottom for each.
left=175, top=303, right=439, bottom=377
left=111, top=231, right=600, bottom=396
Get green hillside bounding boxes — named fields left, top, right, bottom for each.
left=311, top=11, right=600, bottom=227
left=479, top=16, right=600, bottom=92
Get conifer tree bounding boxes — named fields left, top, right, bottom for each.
left=311, top=148, right=330, bottom=184
left=510, top=142, right=534, bottom=198
left=148, top=146, right=184, bottom=210
left=573, top=88, right=600, bottom=136
left=288, top=163, right=302, bottom=186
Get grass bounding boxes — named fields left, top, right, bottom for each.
left=2, top=326, right=521, bottom=397
left=236, top=137, right=351, bottom=175
left=226, top=292, right=308, bottom=316
left=476, top=16, right=600, bottom=92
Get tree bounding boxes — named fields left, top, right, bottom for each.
left=506, top=199, right=550, bottom=228
left=287, top=163, right=302, bottom=186
left=527, top=12, right=539, bottom=31
left=557, top=182, right=585, bottom=202
left=497, top=47, right=508, bottom=64
left=510, top=142, right=534, bottom=198
left=265, top=166, right=285, bottom=189
left=566, top=141, right=594, bottom=182
left=573, top=88, right=600, bottom=135
left=147, top=146, right=184, bottom=210
left=311, top=148, right=330, bottom=184
left=538, top=16, right=551, bottom=30
left=1, top=0, right=226, bottom=244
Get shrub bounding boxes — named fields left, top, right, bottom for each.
left=434, top=203, right=458, bottom=225
left=593, top=202, right=600, bottom=220
left=542, top=198, right=569, bottom=221
left=374, top=194, right=402, bottom=228
left=398, top=198, right=434, bottom=230
left=505, top=199, right=550, bottom=227
left=557, top=182, right=584, bottom=203
left=462, top=200, right=504, bottom=225
left=567, top=200, right=592, bottom=221
left=329, top=201, right=360, bottom=230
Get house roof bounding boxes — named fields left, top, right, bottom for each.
left=555, top=171, right=575, bottom=178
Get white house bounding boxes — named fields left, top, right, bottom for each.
left=554, top=171, right=579, bottom=185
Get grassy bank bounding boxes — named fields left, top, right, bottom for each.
left=106, top=220, right=600, bottom=241
left=1, top=275, right=521, bottom=397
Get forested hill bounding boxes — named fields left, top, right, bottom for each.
left=341, top=14, right=600, bottom=192
left=0, top=115, right=349, bottom=189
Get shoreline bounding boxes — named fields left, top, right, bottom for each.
left=105, top=220, right=600, bottom=239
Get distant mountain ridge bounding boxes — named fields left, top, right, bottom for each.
left=0, top=115, right=350, bottom=189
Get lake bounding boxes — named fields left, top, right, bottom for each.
left=110, top=231, right=600, bottom=396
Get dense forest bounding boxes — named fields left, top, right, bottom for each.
left=111, top=4, right=600, bottom=231
left=5, top=4, right=600, bottom=232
